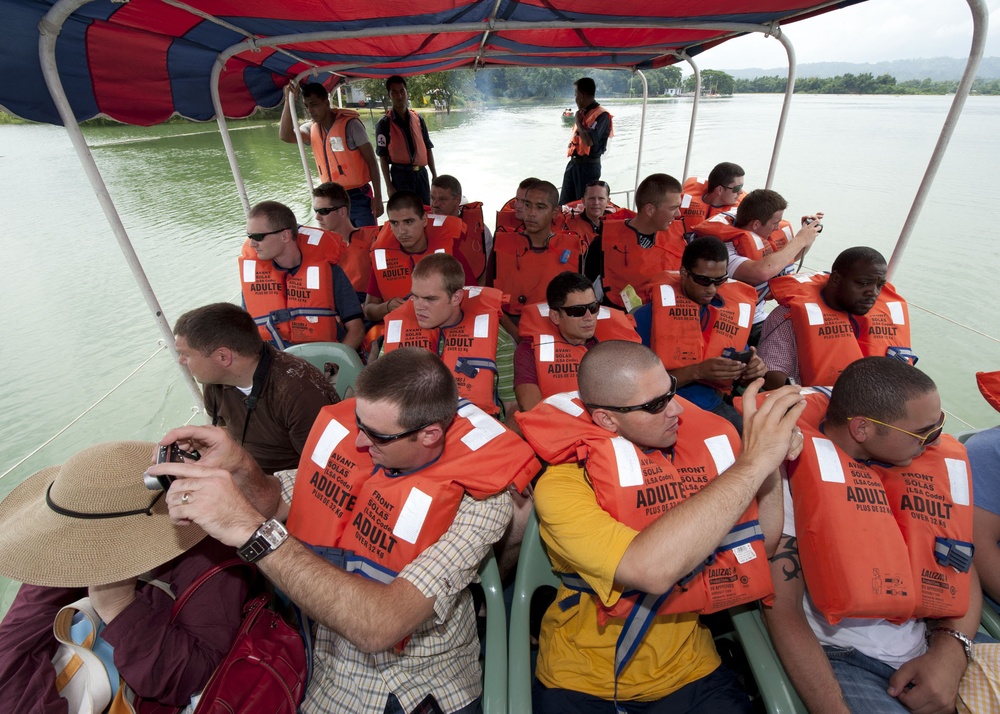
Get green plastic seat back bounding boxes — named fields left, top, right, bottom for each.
left=508, top=508, right=559, bottom=714
left=956, top=429, right=982, bottom=444
left=284, top=341, right=364, bottom=399
left=729, top=604, right=809, bottom=713
left=478, top=549, right=507, bottom=714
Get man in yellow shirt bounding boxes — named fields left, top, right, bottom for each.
left=517, top=341, right=805, bottom=711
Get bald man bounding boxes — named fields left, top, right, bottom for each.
left=516, top=341, right=806, bottom=710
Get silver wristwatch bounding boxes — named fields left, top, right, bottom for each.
left=237, top=518, right=289, bottom=563
left=926, top=627, right=973, bottom=661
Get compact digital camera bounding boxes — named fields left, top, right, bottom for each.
left=143, top=443, right=199, bottom=490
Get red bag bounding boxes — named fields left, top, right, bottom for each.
left=136, top=560, right=307, bottom=714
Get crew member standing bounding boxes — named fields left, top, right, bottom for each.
left=559, top=77, right=613, bottom=205
left=279, top=82, right=383, bottom=227
left=375, top=75, right=437, bottom=206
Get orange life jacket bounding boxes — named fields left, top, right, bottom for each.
left=451, top=202, right=488, bottom=280
left=341, top=226, right=378, bottom=293
left=600, top=219, right=682, bottom=309
left=649, top=272, right=757, bottom=392
left=370, top=215, right=464, bottom=303
left=383, top=287, right=503, bottom=415
left=287, top=399, right=538, bottom=583
left=386, top=109, right=429, bottom=166
left=239, top=226, right=342, bottom=347
left=768, top=274, right=916, bottom=386
left=495, top=198, right=523, bottom=234
left=664, top=176, right=745, bottom=247
left=977, top=371, right=1000, bottom=412
left=309, top=111, right=371, bottom=189
left=492, top=231, right=585, bottom=316
left=567, top=105, right=613, bottom=157
left=785, top=391, right=972, bottom=624
left=516, top=393, right=772, bottom=618
left=691, top=213, right=793, bottom=261
left=517, top=302, right=640, bottom=397
left=559, top=201, right=627, bottom=246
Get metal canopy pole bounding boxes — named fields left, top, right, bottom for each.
left=887, top=0, right=989, bottom=279
left=37, top=0, right=204, bottom=409
left=765, top=26, right=797, bottom=189
left=634, top=69, right=649, bottom=199
left=210, top=59, right=252, bottom=215
left=287, top=81, right=316, bottom=194
left=680, top=52, right=701, bottom=182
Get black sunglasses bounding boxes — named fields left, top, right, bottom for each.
left=247, top=227, right=291, bottom=241
left=558, top=301, right=601, bottom=318
left=585, top=375, right=678, bottom=415
left=356, top=414, right=433, bottom=445
left=315, top=205, right=346, bottom=216
left=685, top=269, right=729, bottom=287
left=726, top=184, right=744, bottom=193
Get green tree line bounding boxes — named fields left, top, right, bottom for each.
left=734, top=72, right=1000, bottom=96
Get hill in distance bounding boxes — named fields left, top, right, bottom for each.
left=723, top=56, right=1000, bottom=81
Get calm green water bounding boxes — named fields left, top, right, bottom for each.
left=1, top=94, right=999, bottom=607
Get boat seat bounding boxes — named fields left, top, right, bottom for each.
left=478, top=549, right=507, bottom=714
left=284, top=342, right=364, bottom=399
left=508, top=507, right=808, bottom=713
left=508, top=508, right=559, bottom=714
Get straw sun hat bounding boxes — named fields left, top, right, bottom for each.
left=0, top=441, right=207, bottom=587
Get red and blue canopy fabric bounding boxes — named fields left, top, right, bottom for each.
left=0, top=0, right=864, bottom=127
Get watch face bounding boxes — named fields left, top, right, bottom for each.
left=260, top=519, right=288, bottom=548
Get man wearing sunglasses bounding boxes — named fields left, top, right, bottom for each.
left=240, top=200, right=364, bottom=350
left=517, top=340, right=807, bottom=712
left=759, top=246, right=916, bottom=389
left=312, top=182, right=378, bottom=302
left=664, top=161, right=747, bottom=248
left=636, top=237, right=763, bottom=432
left=513, top=271, right=640, bottom=411
left=157, top=348, right=539, bottom=714
left=764, top=357, right=982, bottom=714
left=279, top=82, right=382, bottom=227
left=692, top=188, right=823, bottom=346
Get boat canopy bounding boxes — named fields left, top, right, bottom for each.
left=1, top=0, right=864, bottom=126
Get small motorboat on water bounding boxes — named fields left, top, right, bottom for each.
left=561, top=108, right=575, bottom=124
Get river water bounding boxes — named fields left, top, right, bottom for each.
left=1, top=93, right=998, bottom=492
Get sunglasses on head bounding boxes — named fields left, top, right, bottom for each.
left=585, top=375, right=678, bottom=415
left=684, top=269, right=729, bottom=287
left=558, top=301, right=601, bottom=318
left=356, top=414, right=433, bottom=445
left=855, top=412, right=947, bottom=447
left=314, top=205, right=346, bottom=216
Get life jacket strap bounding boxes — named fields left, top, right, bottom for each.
left=934, top=538, right=974, bottom=573
left=454, top=356, right=498, bottom=378
left=886, top=346, right=919, bottom=365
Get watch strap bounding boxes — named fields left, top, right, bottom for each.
left=927, top=626, right=973, bottom=661
left=237, top=519, right=288, bottom=564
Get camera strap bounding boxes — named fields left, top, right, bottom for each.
left=240, top=344, right=273, bottom=445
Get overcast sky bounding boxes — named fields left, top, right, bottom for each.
left=687, top=0, right=999, bottom=71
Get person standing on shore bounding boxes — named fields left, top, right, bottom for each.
left=279, top=82, right=383, bottom=227
left=559, top=77, right=613, bottom=205
left=375, top=75, right=437, bottom=206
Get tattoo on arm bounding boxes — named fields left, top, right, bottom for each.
left=771, top=536, right=801, bottom=582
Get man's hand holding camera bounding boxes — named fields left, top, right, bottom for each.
left=146, top=426, right=278, bottom=548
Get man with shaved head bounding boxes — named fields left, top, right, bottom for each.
left=517, top=341, right=807, bottom=711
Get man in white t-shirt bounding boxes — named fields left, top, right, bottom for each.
left=763, top=358, right=983, bottom=714
left=717, top=189, right=822, bottom=344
